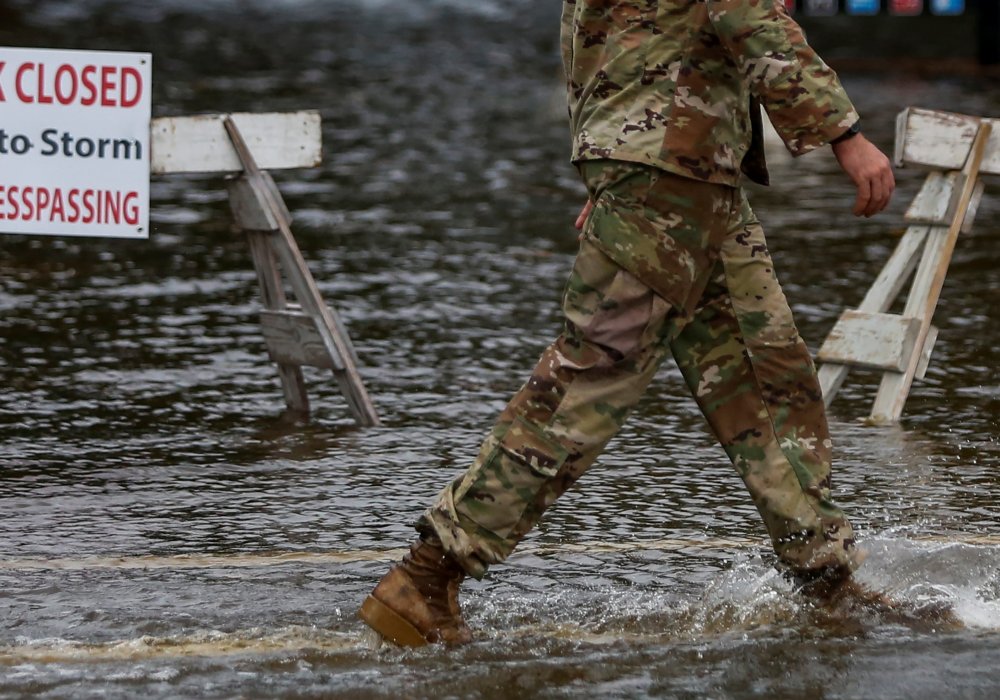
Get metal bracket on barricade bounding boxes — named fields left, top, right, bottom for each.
left=816, top=108, right=996, bottom=424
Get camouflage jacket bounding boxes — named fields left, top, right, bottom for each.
left=560, top=0, right=860, bottom=186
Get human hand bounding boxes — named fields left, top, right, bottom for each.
left=831, top=134, right=896, bottom=217
left=575, top=199, right=593, bottom=230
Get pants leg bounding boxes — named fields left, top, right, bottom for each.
left=418, top=162, right=717, bottom=579
left=668, top=192, right=861, bottom=575
left=418, top=161, right=860, bottom=580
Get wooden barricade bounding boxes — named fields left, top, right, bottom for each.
left=150, top=111, right=380, bottom=426
left=816, top=107, right=997, bottom=424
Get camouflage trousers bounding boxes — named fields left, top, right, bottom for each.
left=418, top=160, right=862, bottom=580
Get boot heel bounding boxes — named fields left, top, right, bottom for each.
left=360, top=595, right=429, bottom=647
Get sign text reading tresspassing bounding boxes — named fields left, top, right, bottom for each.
left=0, top=47, right=151, bottom=239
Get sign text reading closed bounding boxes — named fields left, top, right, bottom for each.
left=0, top=47, right=152, bottom=239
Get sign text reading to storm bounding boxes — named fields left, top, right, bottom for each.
left=0, top=47, right=151, bottom=238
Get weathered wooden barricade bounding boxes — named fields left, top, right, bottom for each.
left=150, top=111, right=380, bottom=426
left=816, top=107, right=997, bottom=423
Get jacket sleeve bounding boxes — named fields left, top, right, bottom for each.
left=707, top=0, right=859, bottom=156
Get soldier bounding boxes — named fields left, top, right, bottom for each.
left=360, top=0, right=896, bottom=647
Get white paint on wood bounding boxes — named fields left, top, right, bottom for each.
left=904, top=171, right=958, bottom=225
left=895, top=107, right=1000, bottom=175
left=857, top=225, right=930, bottom=313
left=903, top=171, right=983, bottom=232
left=872, top=122, right=993, bottom=423
left=151, top=111, right=322, bottom=174
left=818, top=224, right=929, bottom=406
left=817, top=311, right=921, bottom=372
left=822, top=109, right=995, bottom=417
left=870, top=227, right=950, bottom=422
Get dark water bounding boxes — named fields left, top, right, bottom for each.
left=2, top=1, right=1000, bottom=697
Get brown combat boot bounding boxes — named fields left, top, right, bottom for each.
left=359, top=537, right=472, bottom=647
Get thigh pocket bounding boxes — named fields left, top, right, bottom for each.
left=459, top=417, right=569, bottom=540
left=584, top=189, right=714, bottom=315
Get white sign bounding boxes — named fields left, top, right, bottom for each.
left=0, top=47, right=151, bottom=239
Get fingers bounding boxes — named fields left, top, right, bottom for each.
left=880, top=166, right=896, bottom=213
left=857, top=163, right=895, bottom=217
left=575, top=199, right=593, bottom=230
left=833, top=134, right=896, bottom=218
left=853, top=176, right=871, bottom=217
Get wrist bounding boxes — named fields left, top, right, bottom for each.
left=831, top=120, right=862, bottom=146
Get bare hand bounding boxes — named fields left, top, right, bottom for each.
left=575, top=199, right=593, bottom=230
left=831, top=134, right=896, bottom=217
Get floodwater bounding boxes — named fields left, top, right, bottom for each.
left=2, top=1, right=1000, bottom=698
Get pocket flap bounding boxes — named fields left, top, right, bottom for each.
left=498, top=417, right=569, bottom=478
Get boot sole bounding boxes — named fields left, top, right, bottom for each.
left=359, top=595, right=429, bottom=648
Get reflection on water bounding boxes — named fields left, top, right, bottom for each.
left=2, top=0, right=1000, bottom=697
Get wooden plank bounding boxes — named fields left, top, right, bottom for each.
left=871, top=227, right=949, bottom=420
left=904, top=171, right=987, bottom=231
left=817, top=311, right=921, bottom=372
left=818, top=224, right=929, bottom=405
left=227, top=173, right=292, bottom=232
left=904, top=171, right=958, bottom=225
left=895, top=107, right=1000, bottom=175
left=962, top=180, right=985, bottom=235
left=151, top=111, right=322, bottom=174
left=915, top=325, right=938, bottom=382
left=245, top=231, right=309, bottom=412
left=246, top=231, right=285, bottom=310
left=261, top=310, right=338, bottom=370
left=871, top=122, right=993, bottom=423
left=276, top=364, right=310, bottom=414
left=856, top=225, right=930, bottom=313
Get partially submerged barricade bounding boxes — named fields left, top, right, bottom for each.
left=151, top=112, right=380, bottom=427
left=816, top=107, right=996, bottom=423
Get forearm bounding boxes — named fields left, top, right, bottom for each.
left=707, top=0, right=859, bottom=154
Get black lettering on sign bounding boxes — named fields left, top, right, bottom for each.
left=37, top=129, right=141, bottom=160
left=40, top=128, right=59, bottom=156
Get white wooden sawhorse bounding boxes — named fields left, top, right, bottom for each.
left=816, top=107, right=997, bottom=424
left=150, top=111, right=380, bottom=426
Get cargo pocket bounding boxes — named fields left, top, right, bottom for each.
left=583, top=188, right=712, bottom=316
left=458, top=417, right=569, bottom=541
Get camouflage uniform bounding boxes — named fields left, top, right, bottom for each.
left=417, top=0, right=863, bottom=580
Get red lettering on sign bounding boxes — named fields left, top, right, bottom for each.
left=36, top=63, right=54, bottom=104
left=22, top=187, right=34, bottom=219
left=100, top=65, right=116, bottom=107
left=54, top=64, right=78, bottom=104
left=0, top=62, right=6, bottom=102
left=15, top=62, right=33, bottom=103
left=67, top=189, right=81, bottom=222
left=80, top=65, right=97, bottom=106
left=82, top=189, right=95, bottom=223
left=5, top=60, right=144, bottom=107
left=0, top=185, right=141, bottom=224
left=120, top=67, right=142, bottom=108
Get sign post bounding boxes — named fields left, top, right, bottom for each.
left=0, top=47, right=151, bottom=239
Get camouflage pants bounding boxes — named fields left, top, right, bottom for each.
left=418, top=160, right=861, bottom=580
